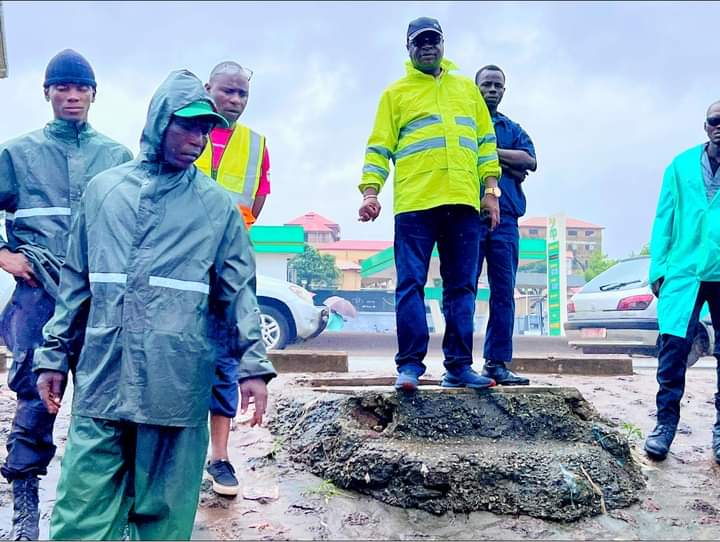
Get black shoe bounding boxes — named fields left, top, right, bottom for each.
left=206, top=459, right=240, bottom=497
left=482, top=362, right=530, bottom=386
left=713, top=424, right=720, bottom=465
left=11, top=477, right=39, bottom=541
left=644, top=423, right=677, bottom=461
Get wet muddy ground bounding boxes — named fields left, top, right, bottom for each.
left=1, top=367, right=720, bottom=540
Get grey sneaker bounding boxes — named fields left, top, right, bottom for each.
left=206, top=459, right=240, bottom=497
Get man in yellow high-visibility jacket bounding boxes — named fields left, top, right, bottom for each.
left=358, top=17, right=502, bottom=392
left=196, top=61, right=271, bottom=497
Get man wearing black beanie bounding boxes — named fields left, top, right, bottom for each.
left=0, top=49, right=132, bottom=540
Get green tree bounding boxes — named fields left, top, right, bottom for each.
left=639, top=243, right=650, bottom=256
left=584, top=251, right=617, bottom=282
left=288, top=244, right=341, bottom=289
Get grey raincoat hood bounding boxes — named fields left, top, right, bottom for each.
left=33, top=70, right=276, bottom=427
left=139, top=69, right=216, bottom=163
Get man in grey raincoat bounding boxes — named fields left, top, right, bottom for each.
left=32, top=69, right=277, bottom=540
left=0, top=49, right=132, bottom=540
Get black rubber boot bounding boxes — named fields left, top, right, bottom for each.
left=482, top=360, right=530, bottom=386
left=644, top=423, right=677, bottom=461
left=10, top=477, right=40, bottom=541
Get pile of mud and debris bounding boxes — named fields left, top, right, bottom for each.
left=267, top=384, right=646, bottom=521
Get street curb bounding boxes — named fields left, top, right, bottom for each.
left=269, top=350, right=349, bottom=373
left=510, top=354, right=633, bottom=376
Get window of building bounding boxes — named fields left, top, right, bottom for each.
left=568, top=229, right=578, bottom=236
left=585, top=230, right=595, bottom=237
left=529, top=228, right=539, bottom=235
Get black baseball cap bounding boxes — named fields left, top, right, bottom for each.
left=407, top=17, right=443, bottom=42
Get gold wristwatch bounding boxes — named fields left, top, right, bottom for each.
left=485, top=186, right=502, bottom=198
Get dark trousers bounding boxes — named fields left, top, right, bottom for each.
left=656, top=281, right=720, bottom=426
left=1, top=283, right=56, bottom=481
left=477, top=217, right=519, bottom=363
left=394, top=204, right=480, bottom=376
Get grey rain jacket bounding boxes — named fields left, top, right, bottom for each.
left=0, top=119, right=131, bottom=351
left=0, top=119, right=132, bottom=260
left=33, top=70, right=277, bottom=427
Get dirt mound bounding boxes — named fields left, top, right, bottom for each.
left=267, top=386, right=645, bottom=521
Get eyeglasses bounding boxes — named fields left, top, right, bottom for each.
left=239, top=66, right=254, bottom=81
left=707, top=116, right=720, bottom=127
left=411, top=33, right=442, bottom=48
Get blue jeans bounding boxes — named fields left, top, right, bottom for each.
left=394, top=205, right=480, bottom=376
left=655, top=281, right=720, bottom=426
left=477, top=217, right=519, bottom=363
left=1, top=283, right=57, bottom=481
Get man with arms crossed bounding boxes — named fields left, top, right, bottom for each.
left=475, top=64, right=537, bottom=386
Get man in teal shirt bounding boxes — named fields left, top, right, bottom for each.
left=644, top=100, right=720, bottom=462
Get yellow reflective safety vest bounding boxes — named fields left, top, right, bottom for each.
left=196, top=123, right=265, bottom=227
left=360, top=58, right=501, bottom=215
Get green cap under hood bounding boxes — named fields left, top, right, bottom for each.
left=139, top=69, right=219, bottom=163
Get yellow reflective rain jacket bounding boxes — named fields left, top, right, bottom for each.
left=360, top=59, right=501, bottom=215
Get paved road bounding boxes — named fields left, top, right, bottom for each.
left=293, top=332, right=576, bottom=356
left=292, top=331, right=718, bottom=372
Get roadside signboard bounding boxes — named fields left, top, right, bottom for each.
left=0, top=2, right=7, bottom=78
left=546, top=214, right=567, bottom=336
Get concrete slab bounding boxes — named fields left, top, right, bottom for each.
left=268, top=349, right=348, bottom=373
left=268, top=385, right=645, bottom=520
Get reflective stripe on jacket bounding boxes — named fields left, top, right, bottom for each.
left=0, top=120, right=132, bottom=261
left=33, top=70, right=276, bottom=427
left=196, top=123, right=265, bottom=223
left=360, top=58, right=501, bottom=215
left=650, top=144, right=720, bottom=337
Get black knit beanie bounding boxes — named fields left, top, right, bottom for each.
left=44, top=49, right=96, bottom=89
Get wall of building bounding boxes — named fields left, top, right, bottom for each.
left=256, top=253, right=292, bottom=281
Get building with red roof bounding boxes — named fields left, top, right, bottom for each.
left=519, top=216, right=604, bottom=274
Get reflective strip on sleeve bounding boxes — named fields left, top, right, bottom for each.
left=395, top=137, right=446, bottom=160
left=455, top=116, right=477, bottom=130
left=398, top=115, right=442, bottom=140
left=149, top=276, right=210, bottom=294
left=5, top=207, right=72, bottom=220
left=89, top=273, right=128, bottom=284
left=478, top=134, right=497, bottom=146
left=477, top=153, right=499, bottom=165
left=362, top=164, right=389, bottom=180
left=366, top=146, right=393, bottom=160
left=459, top=136, right=479, bottom=152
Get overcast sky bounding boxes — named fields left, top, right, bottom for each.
left=0, top=1, right=716, bottom=258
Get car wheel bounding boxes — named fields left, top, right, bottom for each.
left=686, top=323, right=710, bottom=368
left=259, top=305, right=290, bottom=351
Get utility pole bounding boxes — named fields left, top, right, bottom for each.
left=0, top=1, right=7, bottom=78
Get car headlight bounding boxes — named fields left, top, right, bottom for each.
left=288, top=284, right=315, bottom=304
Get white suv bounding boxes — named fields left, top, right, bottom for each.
left=256, top=274, right=329, bottom=350
left=0, top=269, right=327, bottom=352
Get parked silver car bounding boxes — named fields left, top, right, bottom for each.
left=565, top=256, right=714, bottom=365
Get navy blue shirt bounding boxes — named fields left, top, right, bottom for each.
left=482, top=111, right=536, bottom=219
